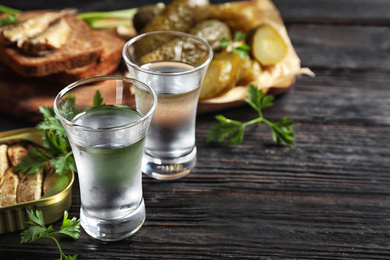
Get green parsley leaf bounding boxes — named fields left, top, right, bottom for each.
left=220, top=37, right=230, bottom=48
left=207, top=115, right=244, bottom=147
left=15, top=90, right=104, bottom=176
left=271, top=117, right=295, bottom=146
left=234, top=47, right=250, bottom=59
left=0, top=14, right=18, bottom=26
left=58, top=211, right=81, bottom=240
left=38, top=106, right=56, bottom=119
left=25, top=209, right=46, bottom=229
left=207, top=84, right=295, bottom=147
left=233, top=31, right=247, bottom=42
left=57, top=93, right=78, bottom=121
left=51, top=152, right=76, bottom=176
left=220, top=31, right=250, bottom=58
left=21, top=210, right=80, bottom=260
left=41, top=131, right=68, bottom=156
left=245, top=86, right=275, bottom=118
left=15, top=111, right=72, bottom=176
left=93, top=90, right=104, bottom=107
left=13, top=146, right=49, bottom=174
left=36, top=108, right=67, bottom=138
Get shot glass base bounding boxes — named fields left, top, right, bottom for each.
left=142, top=147, right=196, bottom=181
left=80, top=199, right=145, bottom=242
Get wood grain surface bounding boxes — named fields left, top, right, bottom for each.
left=0, top=0, right=390, bottom=259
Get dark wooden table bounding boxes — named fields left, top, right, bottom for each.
left=1, top=0, right=390, bottom=259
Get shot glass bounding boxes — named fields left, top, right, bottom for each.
left=123, top=31, right=213, bottom=181
left=53, top=76, right=157, bottom=241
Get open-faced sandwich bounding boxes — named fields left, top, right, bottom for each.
left=0, top=9, right=125, bottom=83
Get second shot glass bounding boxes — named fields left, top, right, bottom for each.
left=123, top=31, right=213, bottom=181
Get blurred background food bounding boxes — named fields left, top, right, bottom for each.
left=0, top=0, right=313, bottom=121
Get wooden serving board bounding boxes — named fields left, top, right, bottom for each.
left=0, top=67, right=295, bottom=122
left=0, top=77, right=65, bottom=122
left=197, top=76, right=296, bottom=114
left=0, top=71, right=295, bottom=122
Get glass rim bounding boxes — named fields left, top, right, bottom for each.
left=122, top=31, right=213, bottom=76
left=53, top=75, right=158, bottom=132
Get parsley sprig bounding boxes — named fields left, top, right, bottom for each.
left=14, top=106, right=76, bottom=176
left=14, top=91, right=104, bottom=176
left=207, top=84, right=295, bottom=147
left=220, top=31, right=251, bottom=58
left=21, top=209, right=81, bottom=260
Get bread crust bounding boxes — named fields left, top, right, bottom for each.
left=45, top=28, right=125, bottom=84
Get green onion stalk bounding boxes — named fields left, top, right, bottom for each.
left=0, top=4, right=138, bottom=28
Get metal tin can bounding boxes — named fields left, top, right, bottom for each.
left=0, top=128, right=74, bottom=234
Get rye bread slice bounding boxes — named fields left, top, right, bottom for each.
left=0, top=11, right=103, bottom=77
left=45, top=28, right=125, bottom=84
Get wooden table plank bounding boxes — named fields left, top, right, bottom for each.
left=274, top=0, right=390, bottom=25
left=288, top=24, right=390, bottom=71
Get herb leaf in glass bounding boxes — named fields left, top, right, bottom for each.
left=123, top=31, right=213, bottom=180
left=54, top=76, right=157, bottom=241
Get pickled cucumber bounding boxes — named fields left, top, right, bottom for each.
left=189, top=19, right=232, bottom=52
left=133, top=3, right=166, bottom=32
left=238, top=55, right=262, bottom=86
left=141, top=0, right=210, bottom=33
left=247, top=24, right=288, bottom=66
left=200, top=51, right=242, bottom=99
left=208, top=2, right=258, bottom=33
left=140, top=37, right=210, bottom=66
